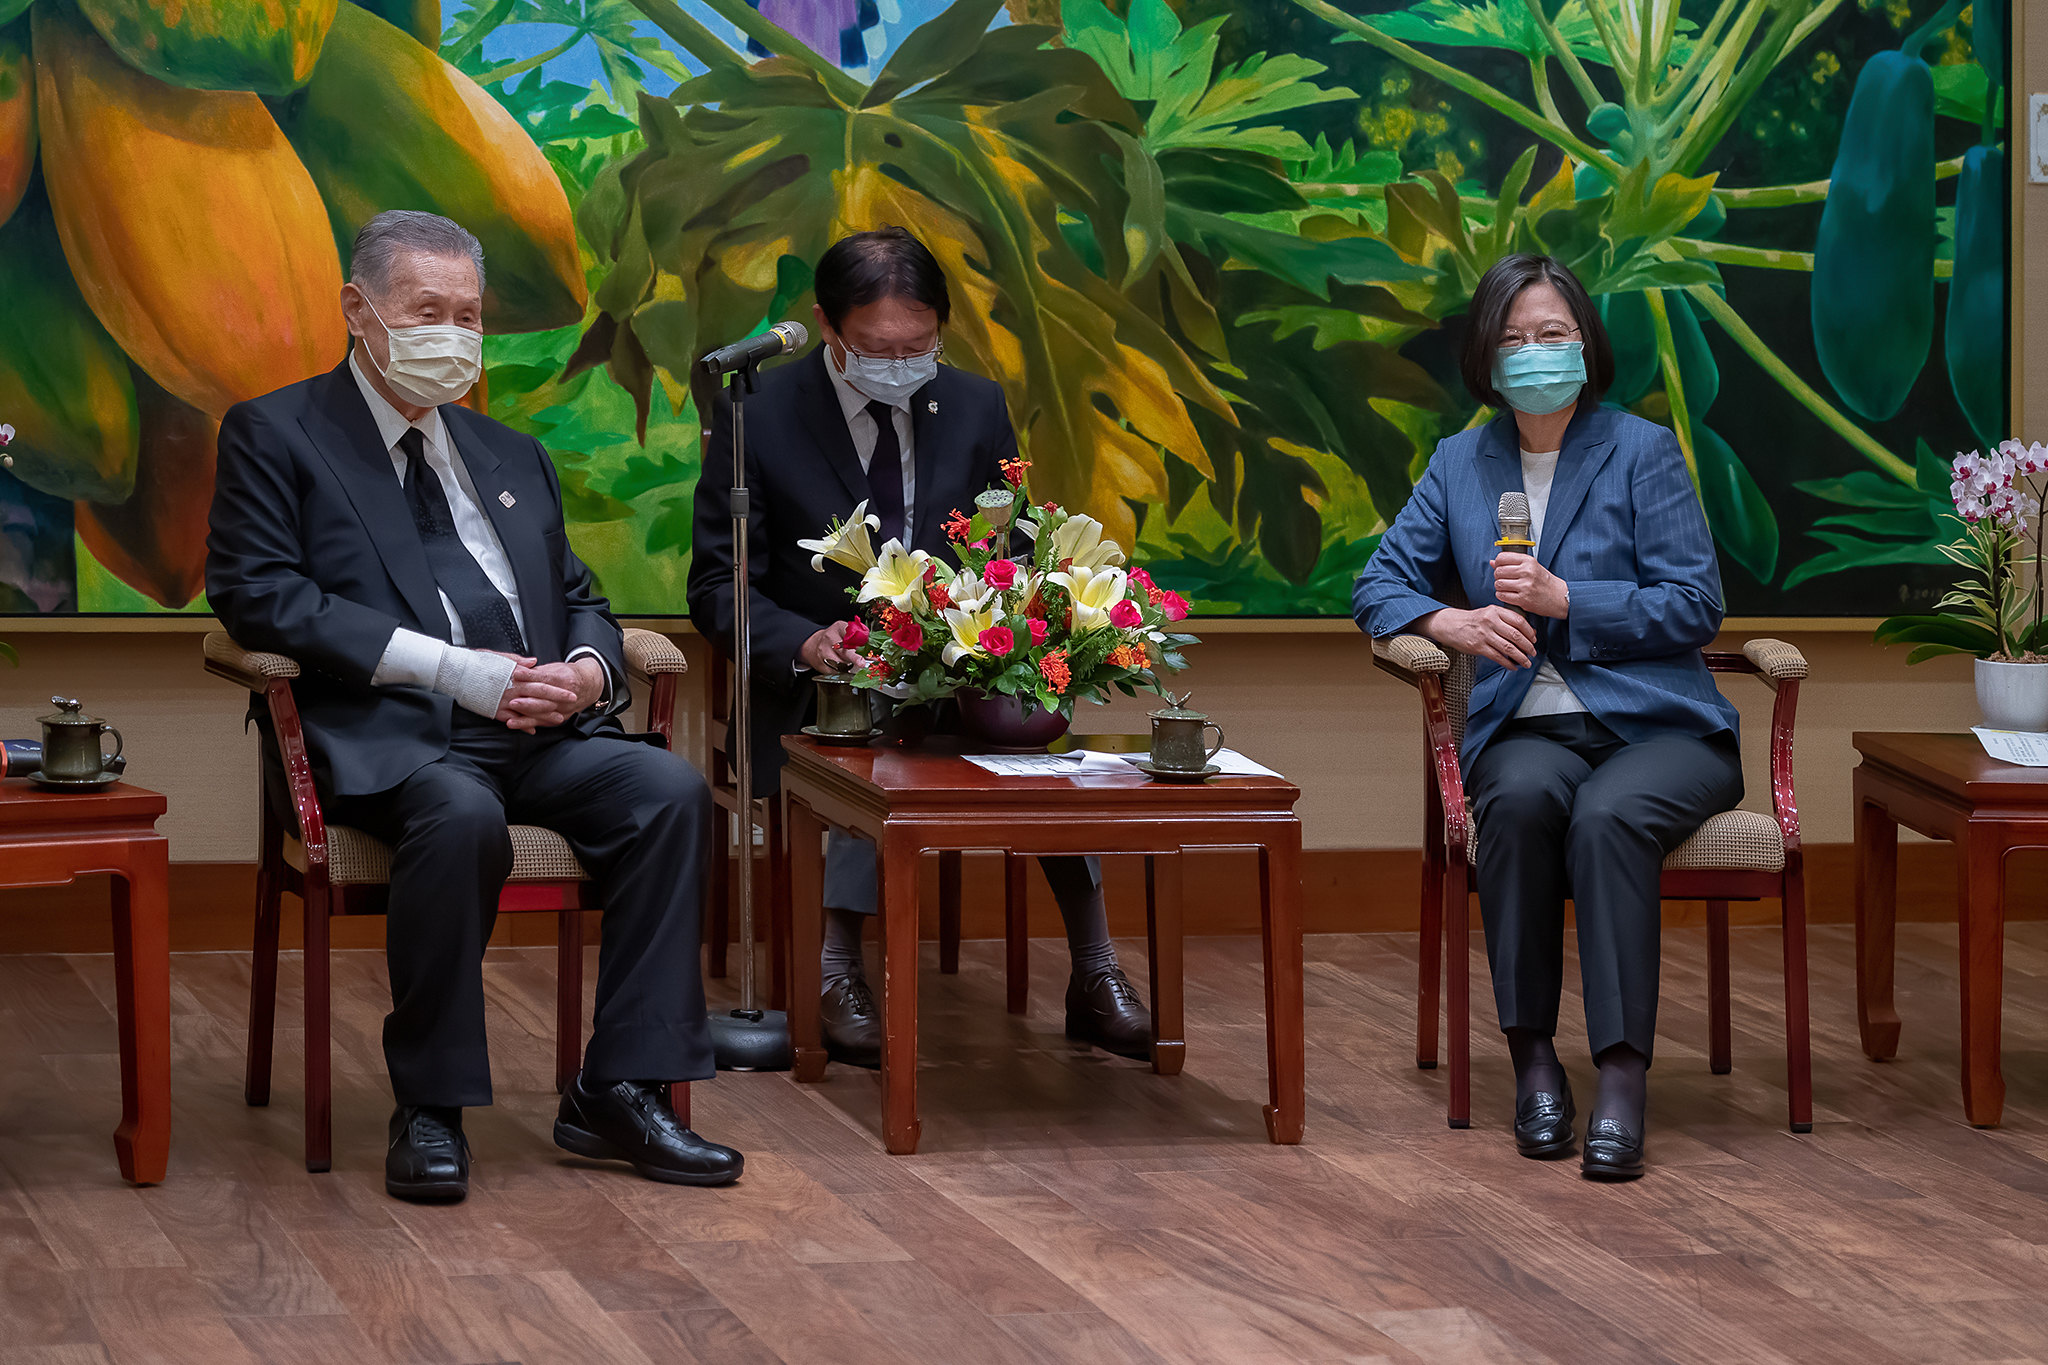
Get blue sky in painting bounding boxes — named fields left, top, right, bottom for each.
left=455, top=0, right=982, bottom=97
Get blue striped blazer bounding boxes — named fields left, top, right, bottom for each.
left=1354, top=405, right=1739, bottom=773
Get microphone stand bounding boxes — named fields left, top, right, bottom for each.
left=708, top=352, right=792, bottom=1072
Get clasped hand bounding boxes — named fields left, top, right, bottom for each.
left=1418, top=554, right=1568, bottom=670
left=1491, top=551, right=1567, bottom=620
left=489, top=654, right=606, bottom=732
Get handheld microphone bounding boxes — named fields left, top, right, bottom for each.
left=1495, top=491, right=1533, bottom=554
left=700, top=320, right=809, bottom=376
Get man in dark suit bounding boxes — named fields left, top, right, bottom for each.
left=207, top=210, right=742, bottom=1202
left=688, top=227, right=1151, bottom=1065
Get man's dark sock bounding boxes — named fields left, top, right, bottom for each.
left=1591, top=1042, right=1649, bottom=1130
left=1505, top=1028, right=1565, bottom=1104
left=1062, top=883, right=1118, bottom=981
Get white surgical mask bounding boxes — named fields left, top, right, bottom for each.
left=362, top=295, right=483, bottom=407
left=836, top=341, right=939, bottom=406
left=1491, top=340, right=1586, bottom=416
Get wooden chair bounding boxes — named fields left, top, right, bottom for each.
left=204, top=628, right=692, bottom=1172
left=1372, top=632, right=1813, bottom=1133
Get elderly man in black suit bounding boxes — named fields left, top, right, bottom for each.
left=687, top=227, right=1151, bottom=1066
left=206, top=209, right=742, bottom=1202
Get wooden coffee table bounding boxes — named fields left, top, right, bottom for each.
left=0, top=779, right=171, bottom=1181
left=1853, top=732, right=2048, bottom=1126
left=778, top=734, right=1304, bottom=1154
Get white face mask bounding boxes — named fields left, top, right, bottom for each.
left=835, top=340, right=939, bottom=406
left=361, top=295, right=483, bottom=407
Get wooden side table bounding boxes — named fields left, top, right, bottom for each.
left=778, top=735, right=1304, bottom=1155
left=1853, top=732, right=2048, bottom=1127
left=0, top=780, right=172, bottom=1181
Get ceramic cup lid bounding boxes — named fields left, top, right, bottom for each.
left=39, top=697, right=102, bottom=728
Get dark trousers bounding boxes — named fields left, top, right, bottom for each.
left=330, top=718, right=715, bottom=1107
left=1465, top=713, right=1742, bottom=1062
left=823, top=830, right=1100, bottom=922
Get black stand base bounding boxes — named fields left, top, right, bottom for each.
left=710, top=1008, right=793, bottom=1072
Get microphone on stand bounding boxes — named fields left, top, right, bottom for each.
left=700, top=320, right=809, bottom=376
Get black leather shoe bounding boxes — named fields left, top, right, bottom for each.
left=1065, top=966, right=1153, bottom=1060
left=554, top=1074, right=744, bottom=1187
left=386, top=1105, right=469, bottom=1202
left=1513, top=1078, right=1576, bottom=1158
left=820, top=976, right=882, bottom=1068
left=1581, top=1116, right=1646, bottom=1180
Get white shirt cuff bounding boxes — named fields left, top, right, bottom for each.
left=566, top=646, right=617, bottom=710
left=371, top=627, right=450, bottom=689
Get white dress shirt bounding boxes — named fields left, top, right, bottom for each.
left=354, top=352, right=612, bottom=705
left=1511, top=447, right=1587, bottom=719
left=824, top=348, right=917, bottom=539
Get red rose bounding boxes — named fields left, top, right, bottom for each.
left=1128, top=568, right=1153, bottom=592
left=1108, top=599, right=1142, bottom=629
left=979, top=626, right=1016, bottom=656
left=1028, top=619, right=1048, bottom=646
left=1162, top=591, right=1190, bottom=621
left=890, top=621, right=924, bottom=652
left=984, top=558, right=1018, bottom=590
left=842, top=619, right=871, bottom=648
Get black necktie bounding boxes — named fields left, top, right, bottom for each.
left=398, top=427, right=526, bottom=655
left=864, top=400, right=906, bottom=544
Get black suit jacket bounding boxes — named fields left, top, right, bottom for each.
left=686, top=347, right=1017, bottom=789
left=206, top=359, right=629, bottom=799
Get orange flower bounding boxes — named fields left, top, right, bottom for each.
left=1106, top=644, right=1146, bottom=670
left=944, top=508, right=973, bottom=542
left=1039, top=649, right=1070, bottom=694
left=1000, top=456, right=1031, bottom=487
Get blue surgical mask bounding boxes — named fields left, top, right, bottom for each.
left=838, top=345, right=939, bottom=406
left=1492, top=341, right=1586, bottom=416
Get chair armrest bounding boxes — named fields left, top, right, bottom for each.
left=1742, top=638, right=1809, bottom=683
left=1371, top=633, right=1448, bottom=687
left=203, top=632, right=301, bottom=690
left=623, top=627, right=688, bottom=686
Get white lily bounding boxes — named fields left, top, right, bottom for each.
left=947, top=568, right=991, bottom=612
left=1045, top=512, right=1123, bottom=570
left=798, top=500, right=882, bottom=574
left=1048, top=563, right=1129, bottom=633
left=941, top=601, right=1001, bottom=665
left=857, top=540, right=931, bottom=612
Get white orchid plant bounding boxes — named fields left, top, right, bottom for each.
left=799, top=458, right=1198, bottom=714
left=1878, top=439, right=2048, bottom=663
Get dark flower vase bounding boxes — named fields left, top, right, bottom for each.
left=955, top=689, right=1070, bottom=752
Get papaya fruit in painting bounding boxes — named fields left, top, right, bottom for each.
left=1809, top=49, right=1935, bottom=424
left=72, top=0, right=339, bottom=97
left=75, top=370, right=216, bottom=608
left=343, top=0, right=438, bottom=46
left=274, top=1, right=585, bottom=334
left=0, top=184, right=139, bottom=505
left=1944, top=144, right=2004, bottom=449
left=0, top=21, right=28, bottom=228
left=33, top=3, right=345, bottom=420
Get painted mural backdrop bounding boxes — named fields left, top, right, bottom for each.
left=0, top=0, right=2011, bottom=618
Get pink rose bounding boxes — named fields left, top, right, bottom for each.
left=890, top=621, right=924, bottom=652
left=984, top=558, right=1019, bottom=590
left=1127, top=567, right=1153, bottom=592
left=1161, top=591, right=1190, bottom=621
left=842, top=619, right=871, bottom=648
left=979, top=625, right=1016, bottom=656
left=1108, top=599, right=1143, bottom=629
left=1028, top=619, right=1048, bottom=646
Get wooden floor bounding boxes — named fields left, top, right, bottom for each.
left=2, top=922, right=2046, bottom=1364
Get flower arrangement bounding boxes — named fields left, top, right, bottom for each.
left=1877, top=440, right=2048, bottom=663
left=799, top=459, right=1198, bottom=714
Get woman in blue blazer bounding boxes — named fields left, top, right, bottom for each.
left=1354, top=254, right=1742, bottom=1179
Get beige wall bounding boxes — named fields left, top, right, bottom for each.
left=0, top=624, right=1981, bottom=860
left=5, top=22, right=2042, bottom=863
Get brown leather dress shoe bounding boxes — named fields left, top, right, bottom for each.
left=1065, top=966, right=1153, bottom=1060
left=820, top=976, right=882, bottom=1068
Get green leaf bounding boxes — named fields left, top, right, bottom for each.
left=1693, top=424, right=1777, bottom=583
left=1359, top=0, right=1605, bottom=61
left=1793, top=471, right=1934, bottom=510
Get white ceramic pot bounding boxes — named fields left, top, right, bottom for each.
left=1974, top=657, right=2048, bottom=732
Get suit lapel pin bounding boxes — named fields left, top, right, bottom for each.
left=927, top=400, right=939, bottom=415
left=499, top=491, right=516, bottom=508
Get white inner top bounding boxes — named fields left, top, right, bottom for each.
left=1511, top=447, right=1587, bottom=719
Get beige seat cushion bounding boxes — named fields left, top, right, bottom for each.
left=285, top=824, right=590, bottom=886
left=1465, top=807, right=1784, bottom=874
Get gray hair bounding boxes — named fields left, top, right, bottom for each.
left=348, top=210, right=486, bottom=300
